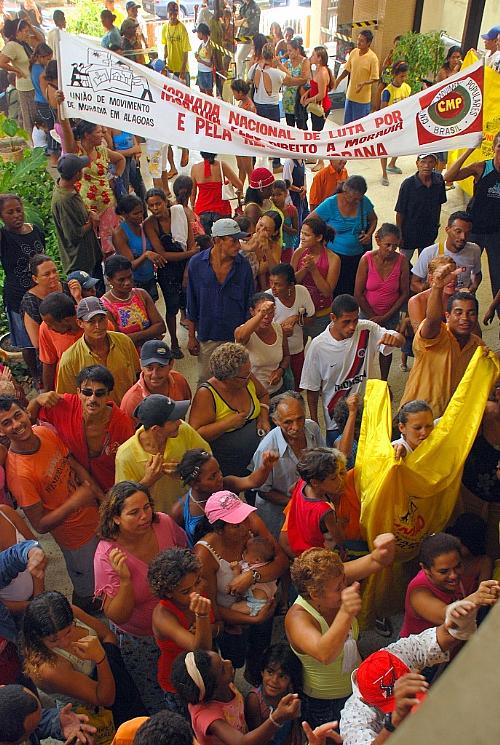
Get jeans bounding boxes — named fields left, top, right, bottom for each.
left=344, top=99, right=371, bottom=124
left=123, top=156, right=146, bottom=200
left=310, top=112, right=327, bottom=132
left=255, top=102, right=281, bottom=169
left=200, top=211, right=226, bottom=235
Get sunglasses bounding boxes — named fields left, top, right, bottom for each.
left=80, top=388, right=108, bottom=398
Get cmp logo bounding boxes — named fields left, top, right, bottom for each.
left=416, top=71, right=482, bottom=145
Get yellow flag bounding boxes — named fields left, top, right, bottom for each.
left=355, top=348, right=499, bottom=624
left=448, top=50, right=500, bottom=196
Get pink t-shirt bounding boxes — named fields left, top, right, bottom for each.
left=364, top=251, right=404, bottom=316
left=399, top=568, right=465, bottom=638
left=94, top=512, right=188, bottom=636
left=189, top=685, right=247, bottom=745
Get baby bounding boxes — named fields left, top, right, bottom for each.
left=230, top=536, right=277, bottom=616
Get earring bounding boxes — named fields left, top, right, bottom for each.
left=287, top=288, right=292, bottom=297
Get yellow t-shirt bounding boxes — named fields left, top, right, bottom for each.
left=400, top=322, right=484, bottom=418
left=382, top=81, right=412, bottom=106
left=161, top=20, right=191, bottom=73
left=345, top=48, right=379, bottom=104
left=56, top=331, right=140, bottom=405
left=115, top=422, right=211, bottom=512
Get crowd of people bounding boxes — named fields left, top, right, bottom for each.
left=0, top=3, right=499, bottom=744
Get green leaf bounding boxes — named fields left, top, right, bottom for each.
left=2, top=118, right=18, bottom=137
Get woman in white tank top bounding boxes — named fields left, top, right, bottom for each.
left=235, top=292, right=291, bottom=395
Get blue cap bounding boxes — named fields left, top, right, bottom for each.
left=67, top=270, right=99, bottom=290
left=481, top=25, right=500, bottom=40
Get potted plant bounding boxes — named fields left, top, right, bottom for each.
left=0, top=114, right=29, bottom=163
left=393, top=31, right=446, bottom=93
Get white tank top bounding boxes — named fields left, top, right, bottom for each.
left=245, top=323, right=284, bottom=394
left=0, top=510, right=34, bottom=602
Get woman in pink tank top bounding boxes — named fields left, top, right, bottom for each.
left=354, top=223, right=410, bottom=379
left=399, top=532, right=496, bottom=638
left=291, top=216, right=340, bottom=339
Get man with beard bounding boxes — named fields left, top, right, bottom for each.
left=410, top=211, right=481, bottom=294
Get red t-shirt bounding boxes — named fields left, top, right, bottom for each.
left=156, top=598, right=215, bottom=693
left=287, top=478, right=332, bottom=555
left=39, top=394, right=134, bottom=492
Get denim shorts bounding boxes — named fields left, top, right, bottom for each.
left=6, top=307, right=33, bottom=349
left=197, top=70, right=213, bottom=90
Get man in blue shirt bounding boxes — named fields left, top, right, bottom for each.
left=186, top=218, right=253, bottom=384
left=249, top=391, right=325, bottom=536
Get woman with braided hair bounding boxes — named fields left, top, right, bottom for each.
left=173, top=448, right=279, bottom=546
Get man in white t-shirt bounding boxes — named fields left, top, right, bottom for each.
left=300, top=294, right=404, bottom=445
left=410, top=211, right=481, bottom=294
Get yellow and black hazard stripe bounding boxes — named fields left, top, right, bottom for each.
left=352, top=19, right=378, bottom=28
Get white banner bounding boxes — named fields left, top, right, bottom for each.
left=58, top=31, right=484, bottom=159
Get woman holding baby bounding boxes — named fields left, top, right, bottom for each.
left=194, top=490, right=289, bottom=684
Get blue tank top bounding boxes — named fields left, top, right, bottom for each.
left=31, top=64, right=46, bottom=104
left=121, top=221, right=155, bottom=282
left=112, top=131, right=135, bottom=151
left=183, top=490, right=204, bottom=548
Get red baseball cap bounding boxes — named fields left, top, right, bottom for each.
left=249, top=167, right=274, bottom=190
left=356, top=651, right=410, bottom=713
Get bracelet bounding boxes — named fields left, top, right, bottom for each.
left=96, top=655, right=106, bottom=665
left=260, top=403, right=270, bottom=410
left=195, top=613, right=209, bottom=618
left=269, top=711, right=282, bottom=728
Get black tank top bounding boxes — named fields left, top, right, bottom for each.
left=469, top=159, right=500, bottom=234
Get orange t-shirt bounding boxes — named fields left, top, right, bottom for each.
left=6, top=426, right=99, bottom=549
left=111, top=717, right=149, bottom=745
left=38, top=323, right=83, bottom=365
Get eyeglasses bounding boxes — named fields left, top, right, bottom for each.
left=80, top=388, right=108, bottom=398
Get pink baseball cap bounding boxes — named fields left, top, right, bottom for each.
left=205, top=491, right=256, bottom=524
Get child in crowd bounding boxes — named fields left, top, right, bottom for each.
left=398, top=312, right=414, bottom=372
left=380, top=61, right=411, bottom=185
left=230, top=536, right=277, bottom=616
left=333, top=393, right=362, bottom=470
left=31, top=116, right=48, bottom=149
left=148, top=547, right=217, bottom=713
left=171, top=649, right=300, bottom=745
left=271, top=180, right=298, bottom=264
left=392, top=399, right=435, bottom=458
left=231, top=79, right=256, bottom=188
left=245, top=643, right=303, bottom=745
left=174, top=449, right=279, bottom=547
left=284, top=448, right=361, bottom=557
left=195, top=23, right=213, bottom=96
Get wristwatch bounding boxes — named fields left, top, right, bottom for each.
left=383, top=713, right=396, bottom=732
left=252, top=570, right=261, bottom=584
